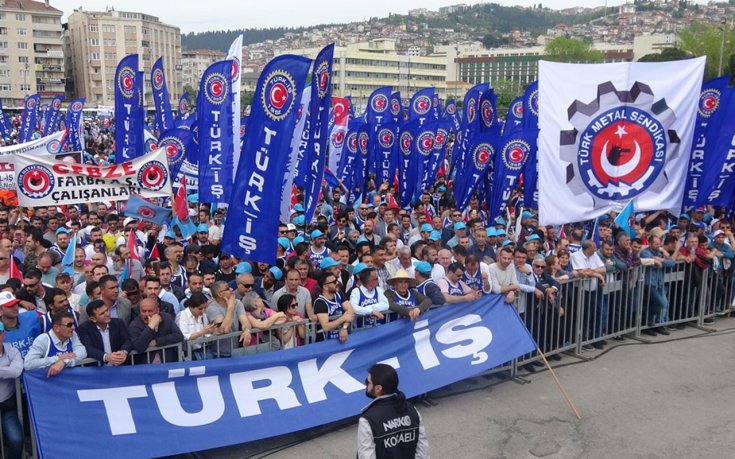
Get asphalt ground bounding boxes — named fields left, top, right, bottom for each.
left=182, top=314, right=735, bottom=459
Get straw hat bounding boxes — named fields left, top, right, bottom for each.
left=387, top=269, right=416, bottom=287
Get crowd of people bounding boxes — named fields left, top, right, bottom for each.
left=1, top=114, right=734, bottom=458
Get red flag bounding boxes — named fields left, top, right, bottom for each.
left=127, top=227, right=140, bottom=262
left=9, top=255, right=22, bottom=281
left=149, top=244, right=160, bottom=261
left=173, top=176, right=188, bottom=221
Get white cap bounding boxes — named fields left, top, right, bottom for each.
left=123, top=217, right=138, bottom=226
left=713, top=230, right=725, bottom=238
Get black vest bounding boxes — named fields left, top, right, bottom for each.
left=361, top=394, right=421, bottom=459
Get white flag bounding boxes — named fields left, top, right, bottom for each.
left=537, top=58, right=705, bottom=225
left=227, top=34, right=243, bottom=175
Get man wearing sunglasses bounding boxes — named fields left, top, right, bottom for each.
left=24, top=311, right=87, bottom=377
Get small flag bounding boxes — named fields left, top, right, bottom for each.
left=149, top=244, right=160, bottom=261
left=173, top=176, right=189, bottom=221
left=61, top=232, right=77, bottom=276
left=127, top=226, right=140, bottom=262
left=124, top=194, right=170, bottom=225
left=613, top=201, right=635, bottom=238
left=9, top=255, right=22, bottom=281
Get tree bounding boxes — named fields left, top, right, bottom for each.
left=182, top=84, right=198, bottom=105
left=638, top=47, right=690, bottom=62
left=678, top=22, right=735, bottom=80
left=481, top=33, right=509, bottom=49
left=543, top=37, right=603, bottom=63
left=240, top=90, right=255, bottom=111
left=491, top=78, right=524, bottom=110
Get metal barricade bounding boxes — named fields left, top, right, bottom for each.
left=701, top=267, right=735, bottom=321
left=129, top=342, right=184, bottom=365
left=586, top=266, right=642, bottom=345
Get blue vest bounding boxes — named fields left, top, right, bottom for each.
left=393, top=290, right=418, bottom=309
left=5, top=312, right=41, bottom=358
left=41, top=308, right=78, bottom=333
left=357, top=288, right=383, bottom=328
left=446, top=280, right=465, bottom=296
left=416, top=279, right=434, bottom=296
left=44, top=333, right=73, bottom=358
left=309, top=246, right=329, bottom=269
left=318, top=292, right=344, bottom=340
left=462, top=269, right=483, bottom=292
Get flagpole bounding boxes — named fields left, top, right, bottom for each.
left=536, top=346, right=582, bottom=420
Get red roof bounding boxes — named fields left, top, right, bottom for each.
left=2, top=0, right=62, bottom=14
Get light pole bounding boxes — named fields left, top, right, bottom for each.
left=719, top=19, right=727, bottom=76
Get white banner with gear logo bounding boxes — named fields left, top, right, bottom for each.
left=537, top=58, right=705, bottom=225
left=12, top=147, right=172, bottom=207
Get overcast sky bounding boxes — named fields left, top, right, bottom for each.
left=51, top=0, right=707, bottom=34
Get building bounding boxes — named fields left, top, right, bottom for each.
left=0, top=0, right=65, bottom=107
left=283, top=39, right=447, bottom=113
left=66, top=7, right=181, bottom=107
left=633, top=33, right=677, bottom=60
left=454, top=43, right=634, bottom=89
left=181, top=49, right=224, bottom=91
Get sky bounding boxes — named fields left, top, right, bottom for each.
left=49, top=0, right=705, bottom=34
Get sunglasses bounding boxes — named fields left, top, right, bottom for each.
left=24, top=282, right=39, bottom=288
left=289, top=303, right=297, bottom=309
left=239, top=283, right=254, bottom=289
left=60, top=322, right=75, bottom=328
left=533, top=265, right=545, bottom=268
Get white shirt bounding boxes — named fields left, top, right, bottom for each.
left=571, top=249, right=605, bottom=291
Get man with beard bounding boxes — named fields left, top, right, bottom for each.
left=357, top=364, right=429, bottom=458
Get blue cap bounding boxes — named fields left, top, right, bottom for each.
left=437, top=185, right=447, bottom=192
left=379, top=201, right=387, bottom=207
left=414, top=261, right=432, bottom=275
left=356, top=235, right=368, bottom=244
left=527, top=234, right=541, bottom=241
left=55, top=227, right=71, bottom=235
left=495, top=217, right=506, bottom=226
left=420, top=223, right=433, bottom=232
left=292, top=215, right=305, bottom=226
left=496, top=229, right=507, bottom=236
left=277, top=237, right=290, bottom=250
left=367, top=203, right=375, bottom=208
left=502, top=240, right=514, bottom=247
left=187, top=193, right=199, bottom=204
left=679, top=213, right=690, bottom=221
left=293, top=235, right=305, bottom=245
left=235, top=262, right=251, bottom=274
left=319, top=257, right=340, bottom=269
left=521, top=211, right=534, bottom=220
left=269, top=266, right=283, bottom=281
left=454, top=222, right=467, bottom=231
left=353, top=263, right=367, bottom=275
left=486, top=227, right=498, bottom=237
left=310, top=229, right=325, bottom=239
left=164, top=229, right=176, bottom=239
left=197, top=223, right=209, bottom=233
left=293, top=203, right=304, bottom=213
left=429, top=230, right=442, bottom=241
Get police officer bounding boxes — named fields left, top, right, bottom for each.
left=357, top=364, right=429, bottom=458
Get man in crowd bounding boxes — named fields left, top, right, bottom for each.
left=78, top=299, right=132, bottom=365
left=24, top=312, right=87, bottom=376
left=128, top=297, right=184, bottom=363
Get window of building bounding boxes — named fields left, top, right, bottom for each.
left=16, top=13, right=26, bottom=21
left=0, top=70, right=8, bottom=77
left=20, top=84, right=31, bottom=91
left=124, top=26, right=136, bottom=34
left=104, top=52, right=116, bottom=60
left=17, top=42, right=28, bottom=49
left=90, top=52, right=100, bottom=60
left=0, top=27, right=7, bottom=35
left=16, top=28, right=27, bottom=36
left=0, top=56, right=7, bottom=64
left=0, top=42, right=7, bottom=50
left=18, top=69, right=29, bottom=78
left=88, top=24, right=98, bottom=32
left=0, top=84, right=10, bottom=91
left=102, top=25, right=115, bottom=33
left=90, top=38, right=99, bottom=46
left=103, top=39, right=115, bottom=46
left=18, top=56, right=29, bottom=64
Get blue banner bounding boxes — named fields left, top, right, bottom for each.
left=444, top=98, right=460, bottom=133
left=399, top=120, right=420, bottom=207
left=479, top=88, right=499, bottom=134
left=23, top=295, right=535, bottom=459
left=197, top=60, right=234, bottom=203
left=415, top=122, right=436, bottom=196
left=66, top=98, right=85, bottom=151
left=457, top=130, right=496, bottom=210
left=684, top=77, right=731, bottom=209
left=303, top=44, right=334, bottom=224
left=409, top=87, right=435, bottom=126
left=158, top=128, right=195, bottom=179
left=522, top=132, right=539, bottom=210
left=174, top=92, right=190, bottom=127
left=375, top=121, right=399, bottom=187
left=151, top=57, right=173, bottom=133
left=488, top=129, right=536, bottom=219
left=19, top=94, right=40, bottom=143
left=451, top=83, right=488, bottom=185
left=425, top=120, right=451, bottom=191
left=390, top=91, right=402, bottom=123
left=0, top=99, right=11, bottom=139
left=366, top=86, right=392, bottom=126
left=115, top=55, right=144, bottom=161
left=354, top=122, right=371, bottom=197
left=522, top=81, right=539, bottom=131
left=337, top=119, right=363, bottom=192
left=221, top=54, right=311, bottom=263
left=124, top=194, right=171, bottom=225
left=43, top=96, right=63, bottom=136
left=291, top=85, right=312, bottom=188
left=504, top=96, right=524, bottom=135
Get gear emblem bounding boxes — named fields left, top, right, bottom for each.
left=560, top=82, right=680, bottom=201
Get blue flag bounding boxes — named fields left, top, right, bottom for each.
left=158, top=128, right=195, bottom=179
left=365, top=86, right=392, bottom=126
left=683, top=77, right=731, bottom=209
left=338, top=119, right=363, bottom=193
left=174, top=92, right=191, bottom=127
left=0, top=99, right=11, bottom=139
left=425, top=120, right=452, bottom=190
left=398, top=120, right=421, bottom=207
left=479, top=88, right=499, bottom=134
left=61, top=233, right=77, bottom=276
left=375, top=121, right=399, bottom=187
left=115, top=55, right=145, bottom=161
left=504, top=96, right=524, bottom=135
left=354, top=122, right=371, bottom=198
left=303, top=44, right=335, bottom=224
left=43, top=96, right=63, bottom=136
left=197, top=60, right=234, bottom=203
left=444, top=98, right=460, bottom=133
left=522, top=137, right=539, bottom=210
left=291, top=85, right=312, bottom=188
left=124, top=194, right=171, bottom=225
left=409, top=87, right=435, bottom=126
left=151, top=57, right=173, bottom=133
left=221, top=54, right=311, bottom=263
left=415, top=122, right=436, bottom=196
left=19, top=94, right=40, bottom=143
left=390, top=91, right=402, bottom=123
left=614, top=200, right=635, bottom=237
left=457, top=130, right=495, bottom=210
left=451, top=83, right=488, bottom=183
left=522, top=81, right=539, bottom=131
left=488, top=129, right=536, bottom=219
left=66, top=98, right=85, bottom=151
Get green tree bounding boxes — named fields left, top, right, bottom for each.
left=240, top=90, right=255, bottom=111
left=638, top=47, right=690, bottom=62
left=544, top=37, right=603, bottom=63
left=492, top=78, right=524, bottom=110
left=678, top=22, right=735, bottom=80
left=182, top=84, right=198, bottom=105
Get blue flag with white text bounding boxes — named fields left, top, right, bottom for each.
left=398, top=120, right=421, bottom=208
left=158, top=128, right=195, bottom=179
left=522, top=81, right=539, bottom=131
left=43, top=96, right=63, bottom=136
left=488, top=129, right=535, bottom=219
left=504, top=96, right=524, bottom=135
left=151, top=57, right=173, bottom=133
left=66, top=98, right=85, bottom=152
left=115, top=55, right=145, bottom=161
left=221, top=54, right=311, bottom=263
left=409, top=87, right=435, bottom=126
left=19, top=94, right=40, bottom=143
left=0, top=99, right=11, bottom=139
